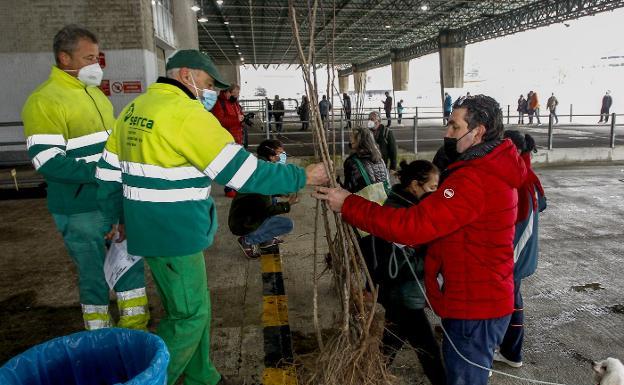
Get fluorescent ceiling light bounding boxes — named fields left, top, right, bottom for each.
left=421, top=4, right=429, bottom=11
left=191, top=5, right=200, bottom=11
left=385, top=25, right=391, bottom=28
left=217, top=0, right=224, bottom=4
left=224, top=21, right=229, bottom=25
left=198, top=16, right=208, bottom=22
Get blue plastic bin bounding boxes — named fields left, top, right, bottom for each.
left=0, top=328, right=169, bottom=385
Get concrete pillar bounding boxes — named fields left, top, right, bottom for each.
left=171, top=0, right=199, bottom=49
left=353, top=70, right=367, bottom=93
left=338, top=75, right=349, bottom=94
left=216, top=64, right=241, bottom=88
left=0, top=0, right=157, bottom=118
left=438, top=30, right=465, bottom=89
left=391, top=51, right=409, bottom=91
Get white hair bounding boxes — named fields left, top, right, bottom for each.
left=166, top=68, right=180, bottom=78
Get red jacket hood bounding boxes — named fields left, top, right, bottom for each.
left=449, top=139, right=526, bottom=190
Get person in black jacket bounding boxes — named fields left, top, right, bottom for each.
left=367, top=111, right=398, bottom=171
left=383, top=91, right=393, bottom=126
left=297, top=95, right=310, bottom=131
left=343, top=93, right=352, bottom=128
left=359, top=159, right=446, bottom=385
left=272, top=95, right=285, bottom=132
left=599, top=91, right=613, bottom=123
left=342, top=126, right=389, bottom=193
left=229, top=139, right=298, bottom=258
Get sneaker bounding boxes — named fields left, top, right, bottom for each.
left=224, top=190, right=237, bottom=198
left=493, top=351, right=522, bottom=368
left=259, top=237, right=284, bottom=249
left=238, top=237, right=260, bottom=259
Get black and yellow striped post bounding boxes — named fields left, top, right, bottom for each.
left=260, top=244, right=298, bottom=385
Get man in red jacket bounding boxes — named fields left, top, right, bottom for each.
left=314, top=95, right=527, bottom=385
left=212, top=83, right=244, bottom=197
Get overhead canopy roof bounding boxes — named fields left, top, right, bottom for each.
left=197, top=0, right=624, bottom=74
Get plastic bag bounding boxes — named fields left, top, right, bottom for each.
left=0, top=328, right=169, bottom=385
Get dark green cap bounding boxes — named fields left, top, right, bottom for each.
left=166, top=50, right=229, bottom=89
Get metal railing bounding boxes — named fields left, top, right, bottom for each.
left=1, top=109, right=622, bottom=165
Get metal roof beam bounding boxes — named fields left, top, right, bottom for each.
left=338, top=0, right=624, bottom=75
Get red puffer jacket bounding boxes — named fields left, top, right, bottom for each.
left=342, top=139, right=526, bottom=320
left=211, top=92, right=243, bottom=144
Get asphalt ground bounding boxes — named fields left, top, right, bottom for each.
left=0, top=162, right=623, bottom=385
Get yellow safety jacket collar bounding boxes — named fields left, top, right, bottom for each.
left=156, top=77, right=197, bottom=100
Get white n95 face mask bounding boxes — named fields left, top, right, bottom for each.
left=367, top=120, right=376, bottom=129
left=77, top=63, right=104, bottom=86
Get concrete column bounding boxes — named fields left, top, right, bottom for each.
left=438, top=30, right=465, bottom=89
left=353, top=70, right=367, bottom=93
left=216, top=64, right=241, bottom=87
left=171, top=0, right=199, bottom=49
left=338, top=75, right=349, bottom=94
left=391, top=51, right=409, bottom=91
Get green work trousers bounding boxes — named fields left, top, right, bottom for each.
left=146, top=252, right=221, bottom=385
left=52, top=210, right=147, bottom=328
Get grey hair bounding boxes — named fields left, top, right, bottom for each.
left=53, top=24, right=98, bottom=65
left=368, top=111, right=381, bottom=122
left=352, top=126, right=382, bottom=163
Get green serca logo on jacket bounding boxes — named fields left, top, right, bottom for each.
left=124, top=103, right=155, bottom=130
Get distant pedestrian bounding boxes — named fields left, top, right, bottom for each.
left=517, top=95, right=527, bottom=125
left=273, top=95, right=284, bottom=132
left=443, top=92, right=453, bottom=125
left=319, top=95, right=331, bottom=129
left=343, top=93, right=352, bottom=128
left=383, top=91, right=393, bottom=127
left=528, top=91, right=542, bottom=126
left=526, top=92, right=534, bottom=124
left=266, top=97, right=273, bottom=124
left=546, top=93, right=559, bottom=124
left=397, top=99, right=404, bottom=124
left=599, top=91, right=613, bottom=123
left=297, top=95, right=310, bottom=131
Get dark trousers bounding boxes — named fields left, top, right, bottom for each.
left=499, top=280, right=524, bottom=363
left=398, top=113, right=403, bottom=124
left=382, top=306, right=446, bottom=385
left=549, top=109, right=558, bottom=124
left=345, top=111, right=352, bottom=128
left=385, top=109, right=392, bottom=127
left=273, top=114, right=284, bottom=132
left=442, top=315, right=511, bottom=385
left=300, top=120, right=309, bottom=131
left=599, top=108, right=610, bottom=123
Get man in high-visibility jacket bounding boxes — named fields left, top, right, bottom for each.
left=21, top=25, right=149, bottom=330
left=96, top=49, right=329, bottom=385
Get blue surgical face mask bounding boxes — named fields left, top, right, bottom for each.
left=189, top=72, right=218, bottom=111
left=200, top=89, right=218, bottom=111
left=278, top=152, right=287, bottom=164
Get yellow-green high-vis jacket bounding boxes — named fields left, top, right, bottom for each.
left=22, top=66, right=114, bottom=214
left=96, top=78, right=306, bottom=257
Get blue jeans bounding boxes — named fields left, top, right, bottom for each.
left=442, top=315, right=511, bottom=385
left=244, top=216, right=293, bottom=244
left=499, top=280, right=524, bottom=363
